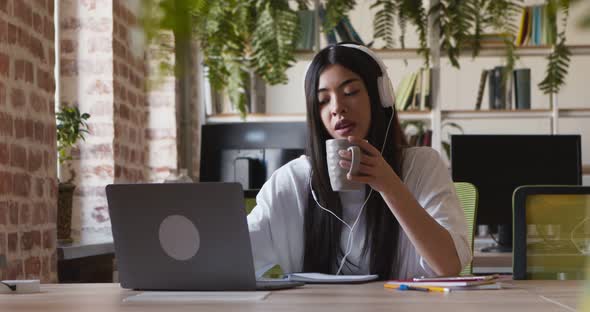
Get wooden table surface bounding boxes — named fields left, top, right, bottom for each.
left=0, top=280, right=584, bottom=312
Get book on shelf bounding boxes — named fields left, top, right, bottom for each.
left=516, top=3, right=554, bottom=47
left=314, top=6, right=365, bottom=45
left=514, top=68, right=531, bottom=110
left=334, top=20, right=353, bottom=43
left=296, top=10, right=316, bottom=50
left=334, top=17, right=364, bottom=44
left=318, top=7, right=363, bottom=45
left=339, top=16, right=364, bottom=45
left=395, top=72, right=417, bottom=111
left=516, top=8, right=529, bottom=45
left=412, top=70, right=422, bottom=110
left=534, top=6, right=541, bottom=45
left=318, top=6, right=337, bottom=44
left=475, top=70, right=489, bottom=110
left=476, top=66, right=531, bottom=110
left=420, top=68, right=431, bottom=111
left=488, top=66, right=508, bottom=110
left=395, top=67, right=432, bottom=112
left=505, top=71, right=513, bottom=110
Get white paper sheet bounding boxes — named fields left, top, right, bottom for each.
left=123, top=291, right=270, bottom=303
left=288, top=273, right=378, bottom=283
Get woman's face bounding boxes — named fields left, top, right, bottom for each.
left=318, top=64, right=371, bottom=139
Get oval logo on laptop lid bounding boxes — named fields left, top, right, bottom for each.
left=158, top=215, right=200, bottom=261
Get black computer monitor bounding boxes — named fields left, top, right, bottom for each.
left=200, top=122, right=308, bottom=190
left=451, top=135, right=582, bottom=252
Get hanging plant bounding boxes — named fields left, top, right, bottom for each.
left=141, top=0, right=301, bottom=118
left=372, top=0, right=430, bottom=66
left=372, top=0, right=397, bottom=48
left=482, top=1, right=522, bottom=84
left=430, top=0, right=473, bottom=68
left=323, top=0, right=356, bottom=33
left=538, top=0, right=572, bottom=95
left=372, top=0, right=570, bottom=95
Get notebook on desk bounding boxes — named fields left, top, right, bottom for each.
left=106, top=183, right=303, bottom=291
left=386, top=275, right=499, bottom=288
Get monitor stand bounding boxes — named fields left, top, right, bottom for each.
left=480, top=224, right=512, bottom=253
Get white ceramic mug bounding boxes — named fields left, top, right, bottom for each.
left=326, top=139, right=363, bottom=191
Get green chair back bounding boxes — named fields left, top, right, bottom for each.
left=245, top=197, right=257, bottom=215
left=244, top=192, right=284, bottom=278
left=454, top=182, right=478, bottom=276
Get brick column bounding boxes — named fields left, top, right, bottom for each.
left=60, top=0, right=115, bottom=243
left=0, top=0, right=57, bottom=282
left=146, top=31, right=178, bottom=182
left=59, top=0, right=180, bottom=244
left=112, top=0, right=149, bottom=183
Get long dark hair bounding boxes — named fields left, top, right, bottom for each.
left=303, top=44, right=408, bottom=279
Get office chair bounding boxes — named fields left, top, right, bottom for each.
left=244, top=190, right=259, bottom=215
left=513, top=185, right=590, bottom=280
left=454, top=182, right=479, bottom=276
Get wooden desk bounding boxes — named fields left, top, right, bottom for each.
left=0, top=281, right=583, bottom=312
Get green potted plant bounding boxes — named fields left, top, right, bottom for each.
left=56, top=106, right=90, bottom=244
left=401, top=120, right=463, bottom=160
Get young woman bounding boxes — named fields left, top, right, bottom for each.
left=247, top=43, right=471, bottom=280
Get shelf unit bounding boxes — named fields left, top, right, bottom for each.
left=201, top=1, right=590, bottom=175
left=205, top=110, right=434, bottom=123
left=441, top=109, right=553, bottom=119
left=206, top=113, right=306, bottom=123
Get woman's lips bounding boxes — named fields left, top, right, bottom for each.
left=335, top=123, right=355, bottom=136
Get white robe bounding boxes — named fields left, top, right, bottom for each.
left=247, top=146, right=472, bottom=279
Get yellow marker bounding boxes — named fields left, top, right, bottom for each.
left=410, top=285, right=450, bottom=293
left=385, top=283, right=451, bottom=293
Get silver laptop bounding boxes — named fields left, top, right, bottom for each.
left=106, top=182, right=302, bottom=291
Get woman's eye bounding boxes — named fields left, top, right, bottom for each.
left=344, top=90, right=359, bottom=96
left=318, top=98, right=329, bottom=105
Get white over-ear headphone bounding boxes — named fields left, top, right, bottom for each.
left=305, top=43, right=396, bottom=109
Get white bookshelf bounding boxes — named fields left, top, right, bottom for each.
left=441, top=109, right=554, bottom=119
left=205, top=113, right=306, bottom=123
left=205, top=110, right=435, bottom=124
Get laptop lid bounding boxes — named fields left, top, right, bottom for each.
left=106, top=182, right=257, bottom=290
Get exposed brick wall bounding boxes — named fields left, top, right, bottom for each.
left=0, top=0, right=57, bottom=282
left=60, top=0, right=115, bottom=243
left=112, top=0, right=149, bottom=183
